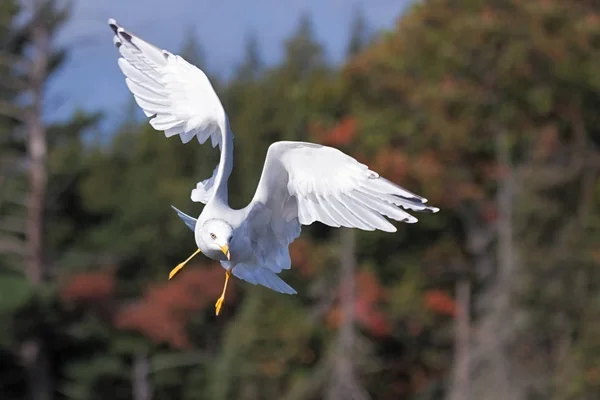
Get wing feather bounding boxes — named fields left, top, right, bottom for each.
left=230, top=264, right=297, bottom=294
left=236, top=141, right=439, bottom=290
left=108, top=19, right=230, bottom=204
left=171, top=206, right=197, bottom=232
left=249, top=141, right=439, bottom=233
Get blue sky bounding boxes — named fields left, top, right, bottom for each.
left=49, top=0, right=410, bottom=128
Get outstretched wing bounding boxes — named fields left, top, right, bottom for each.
left=249, top=141, right=439, bottom=233
left=108, top=19, right=229, bottom=203
left=234, top=141, right=439, bottom=293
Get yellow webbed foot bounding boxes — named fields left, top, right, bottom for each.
left=215, top=270, right=232, bottom=316
left=215, top=296, right=225, bottom=316
left=169, top=248, right=202, bottom=280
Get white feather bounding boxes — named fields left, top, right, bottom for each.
left=108, top=18, right=227, bottom=203
left=108, top=19, right=439, bottom=297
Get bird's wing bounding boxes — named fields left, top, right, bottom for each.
left=249, top=141, right=439, bottom=233
left=171, top=205, right=197, bottom=232
left=108, top=19, right=229, bottom=203
left=234, top=141, right=438, bottom=293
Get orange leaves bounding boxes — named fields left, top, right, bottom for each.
left=311, top=117, right=356, bottom=147
left=424, top=289, right=456, bottom=317
left=60, top=263, right=235, bottom=349
left=372, top=148, right=409, bottom=183
left=289, top=238, right=312, bottom=277
left=355, top=271, right=392, bottom=337
left=327, top=270, right=392, bottom=337
left=413, top=151, right=442, bottom=182
left=480, top=7, right=496, bottom=24
left=60, top=268, right=116, bottom=304
left=456, top=182, right=485, bottom=202
left=115, top=264, right=230, bottom=349
left=592, top=249, right=600, bottom=263
left=587, top=368, right=600, bottom=384
left=261, top=360, right=284, bottom=378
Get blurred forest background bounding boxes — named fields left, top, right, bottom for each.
left=2, top=0, right=600, bottom=399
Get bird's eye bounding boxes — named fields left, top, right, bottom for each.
left=210, top=233, right=216, bottom=240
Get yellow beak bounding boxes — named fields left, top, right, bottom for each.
left=220, top=244, right=231, bottom=260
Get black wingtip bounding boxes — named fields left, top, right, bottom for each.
left=119, top=29, right=133, bottom=43
left=108, top=18, right=118, bottom=34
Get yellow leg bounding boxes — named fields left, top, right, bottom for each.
left=169, top=248, right=201, bottom=280
left=215, top=269, right=232, bottom=316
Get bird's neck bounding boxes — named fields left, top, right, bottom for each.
left=211, top=115, right=234, bottom=206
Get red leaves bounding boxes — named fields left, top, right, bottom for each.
left=289, top=238, right=312, bottom=277
left=327, top=270, right=392, bottom=337
left=372, top=148, right=409, bottom=183
left=456, top=182, right=485, bottom=202
left=311, top=117, right=356, bottom=147
left=587, top=368, right=600, bottom=384
left=114, top=264, right=230, bottom=349
left=413, top=151, right=442, bottom=182
left=424, top=289, right=456, bottom=317
left=60, top=268, right=116, bottom=304
left=60, top=263, right=234, bottom=349
left=354, top=271, right=392, bottom=337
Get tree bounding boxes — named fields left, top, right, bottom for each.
left=345, top=0, right=600, bottom=398
left=281, top=13, right=326, bottom=81
left=179, top=26, right=206, bottom=70
left=5, top=2, right=70, bottom=399
left=234, top=33, right=263, bottom=82
left=0, top=2, right=102, bottom=399
left=346, top=6, right=370, bottom=57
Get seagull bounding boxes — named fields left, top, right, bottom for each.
left=108, top=19, right=439, bottom=315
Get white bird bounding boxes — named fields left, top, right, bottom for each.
left=108, top=19, right=439, bottom=315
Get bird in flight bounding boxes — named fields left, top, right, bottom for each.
left=108, top=19, right=439, bottom=316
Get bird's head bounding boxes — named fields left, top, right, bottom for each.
left=196, top=219, right=233, bottom=261
left=168, top=218, right=233, bottom=280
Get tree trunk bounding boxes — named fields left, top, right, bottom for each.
left=448, top=278, right=470, bottom=400
left=326, top=228, right=369, bottom=400
left=470, top=130, right=521, bottom=400
left=133, top=351, right=152, bottom=400
left=22, top=15, right=51, bottom=400
left=494, top=129, right=517, bottom=398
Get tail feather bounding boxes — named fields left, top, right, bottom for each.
left=231, top=264, right=297, bottom=295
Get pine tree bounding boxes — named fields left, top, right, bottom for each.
left=234, top=32, right=263, bottom=82
left=179, top=26, right=206, bottom=69
left=346, top=6, right=370, bottom=57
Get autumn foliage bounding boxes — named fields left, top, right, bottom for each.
left=60, top=268, right=116, bottom=304
left=311, top=116, right=356, bottom=147
left=423, top=289, right=456, bottom=317
left=327, top=270, right=391, bottom=337
left=115, top=264, right=230, bottom=348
